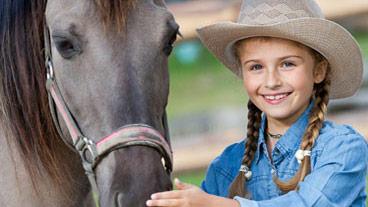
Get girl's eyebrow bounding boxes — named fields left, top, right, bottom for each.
left=242, top=55, right=303, bottom=65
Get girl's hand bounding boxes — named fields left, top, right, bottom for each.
left=146, top=178, right=240, bottom=207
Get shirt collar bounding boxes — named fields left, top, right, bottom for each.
left=253, top=101, right=314, bottom=164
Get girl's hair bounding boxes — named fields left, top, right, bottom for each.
left=228, top=37, right=331, bottom=198
left=228, top=101, right=262, bottom=198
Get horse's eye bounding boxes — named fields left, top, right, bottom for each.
left=53, top=36, right=82, bottom=59
left=163, top=24, right=180, bottom=56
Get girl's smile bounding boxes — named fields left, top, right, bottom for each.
left=237, top=37, right=327, bottom=132
left=262, top=92, right=292, bottom=105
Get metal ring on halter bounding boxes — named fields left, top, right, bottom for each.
left=75, top=136, right=99, bottom=172
left=46, top=58, right=54, bottom=80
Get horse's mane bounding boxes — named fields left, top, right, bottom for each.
left=0, top=0, right=135, bottom=193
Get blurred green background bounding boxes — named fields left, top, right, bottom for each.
left=167, top=32, right=368, bottom=205
left=167, top=40, right=245, bottom=118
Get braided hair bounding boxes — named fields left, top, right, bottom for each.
left=228, top=101, right=262, bottom=198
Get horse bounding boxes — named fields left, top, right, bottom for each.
left=0, top=0, right=179, bottom=206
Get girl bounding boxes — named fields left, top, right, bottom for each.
left=147, top=0, right=368, bottom=206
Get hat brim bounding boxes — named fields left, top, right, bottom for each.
left=197, top=18, right=364, bottom=99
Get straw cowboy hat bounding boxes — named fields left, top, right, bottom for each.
left=197, top=0, right=364, bottom=99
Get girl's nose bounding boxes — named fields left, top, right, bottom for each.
left=265, top=69, right=282, bottom=89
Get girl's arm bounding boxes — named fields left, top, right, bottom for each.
left=146, top=178, right=241, bottom=207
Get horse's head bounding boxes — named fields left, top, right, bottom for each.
left=45, top=0, right=178, bottom=206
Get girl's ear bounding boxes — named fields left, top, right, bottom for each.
left=313, top=60, right=328, bottom=84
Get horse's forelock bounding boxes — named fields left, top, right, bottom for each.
left=94, top=0, right=136, bottom=32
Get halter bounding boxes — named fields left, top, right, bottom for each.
left=43, top=25, right=172, bottom=206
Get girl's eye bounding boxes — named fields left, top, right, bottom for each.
left=281, top=61, right=295, bottom=68
left=249, top=64, right=263, bottom=71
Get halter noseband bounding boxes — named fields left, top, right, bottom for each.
left=43, top=25, right=172, bottom=206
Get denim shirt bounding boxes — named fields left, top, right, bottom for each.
left=201, top=103, right=368, bottom=207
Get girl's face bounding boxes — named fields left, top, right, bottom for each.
left=238, top=37, right=327, bottom=126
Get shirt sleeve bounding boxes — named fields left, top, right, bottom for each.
left=234, top=196, right=259, bottom=207
left=201, top=158, right=220, bottom=195
left=234, top=133, right=368, bottom=207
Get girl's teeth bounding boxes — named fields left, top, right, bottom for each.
left=265, top=93, right=288, bottom=100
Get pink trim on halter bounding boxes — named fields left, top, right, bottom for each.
left=96, top=126, right=172, bottom=162
left=97, top=126, right=167, bottom=147
left=50, top=84, right=79, bottom=141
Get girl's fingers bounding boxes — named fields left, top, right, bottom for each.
left=151, top=190, right=183, bottom=199
left=146, top=198, right=183, bottom=207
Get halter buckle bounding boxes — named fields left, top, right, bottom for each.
left=75, top=136, right=98, bottom=172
